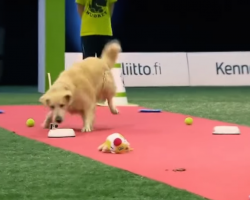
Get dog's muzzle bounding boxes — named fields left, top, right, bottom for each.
left=55, top=116, right=62, bottom=123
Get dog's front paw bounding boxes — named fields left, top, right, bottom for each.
left=111, top=107, right=119, bottom=114
left=81, top=125, right=92, bottom=132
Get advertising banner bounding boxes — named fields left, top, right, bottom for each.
left=118, top=53, right=189, bottom=86
left=188, top=52, right=250, bottom=86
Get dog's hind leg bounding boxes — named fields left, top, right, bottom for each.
left=42, top=111, right=53, bottom=129
left=103, top=78, right=118, bottom=114
left=107, top=96, right=119, bottom=114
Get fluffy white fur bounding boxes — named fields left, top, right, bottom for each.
left=39, top=40, right=121, bottom=132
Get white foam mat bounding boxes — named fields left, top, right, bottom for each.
left=48, top=128, right=76, bottom=138
left=48, top=123, right=75, bottom=138
left=213, top=126, right=240, bottom=135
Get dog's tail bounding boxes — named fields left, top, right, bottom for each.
left=101, top=39, right=122, bottom=69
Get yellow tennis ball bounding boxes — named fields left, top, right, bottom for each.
left=26, top=118, right=35, bottom=127
left=185, top=117, right=193, bottom=125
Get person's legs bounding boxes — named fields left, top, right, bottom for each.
left=81, top=36, right=99, bottom=59
left=95, top=35, right=111, bottom=57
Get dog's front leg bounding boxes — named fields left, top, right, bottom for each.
left=81, top=105, right=95, bottom=132
left=42, top=111, right=53, bottom=129
left=107, top=97, right=119, bottom=114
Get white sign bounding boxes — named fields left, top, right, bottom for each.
left=64, top=52, right=189, bottom=87
left=188, top=52, right=250, bottom=86
left=118, top=53, right=189, bottom=86
left=64, top=53, right=83, bottom=70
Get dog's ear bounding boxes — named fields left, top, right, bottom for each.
left=64, top=92, right=72, bottom=104
left=63, top=86, right=69, bottom=91
left=39, top=94, right=50, bottom=106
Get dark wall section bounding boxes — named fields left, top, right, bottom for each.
left=0, top=0, right=38, bottom=86
left=66, top=0, right=250, bottom=53
left=118, top=0, right=250, bottom=52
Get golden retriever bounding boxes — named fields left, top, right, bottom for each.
left=39, top=40, right=121, bottom=132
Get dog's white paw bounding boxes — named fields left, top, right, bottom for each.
left=81, top=125, right=92, bottom=132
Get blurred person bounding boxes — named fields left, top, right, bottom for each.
left=76, top=0, right=117, bottom=106
left=76, top=0, right=116, bottom=58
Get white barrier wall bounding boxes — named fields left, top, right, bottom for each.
left=65, top=53, right=83, bottom=70
left=118, top=53, right=189, bottom=86
left=188, top=52, right=250, bottom=86
left=65, top=52, right=250, bottom=86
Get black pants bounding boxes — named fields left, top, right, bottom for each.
left=81, top=35, right=110, bottom=59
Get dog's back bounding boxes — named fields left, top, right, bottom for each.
left=57, top=40, right=121, bottom=98
left=59, top=58, right=107, bottom=94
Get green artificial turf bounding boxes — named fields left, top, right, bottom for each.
left=1, top=86, right=250, bottom=200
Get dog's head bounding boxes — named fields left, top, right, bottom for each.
left=39, top=87, right=72, bottom=124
